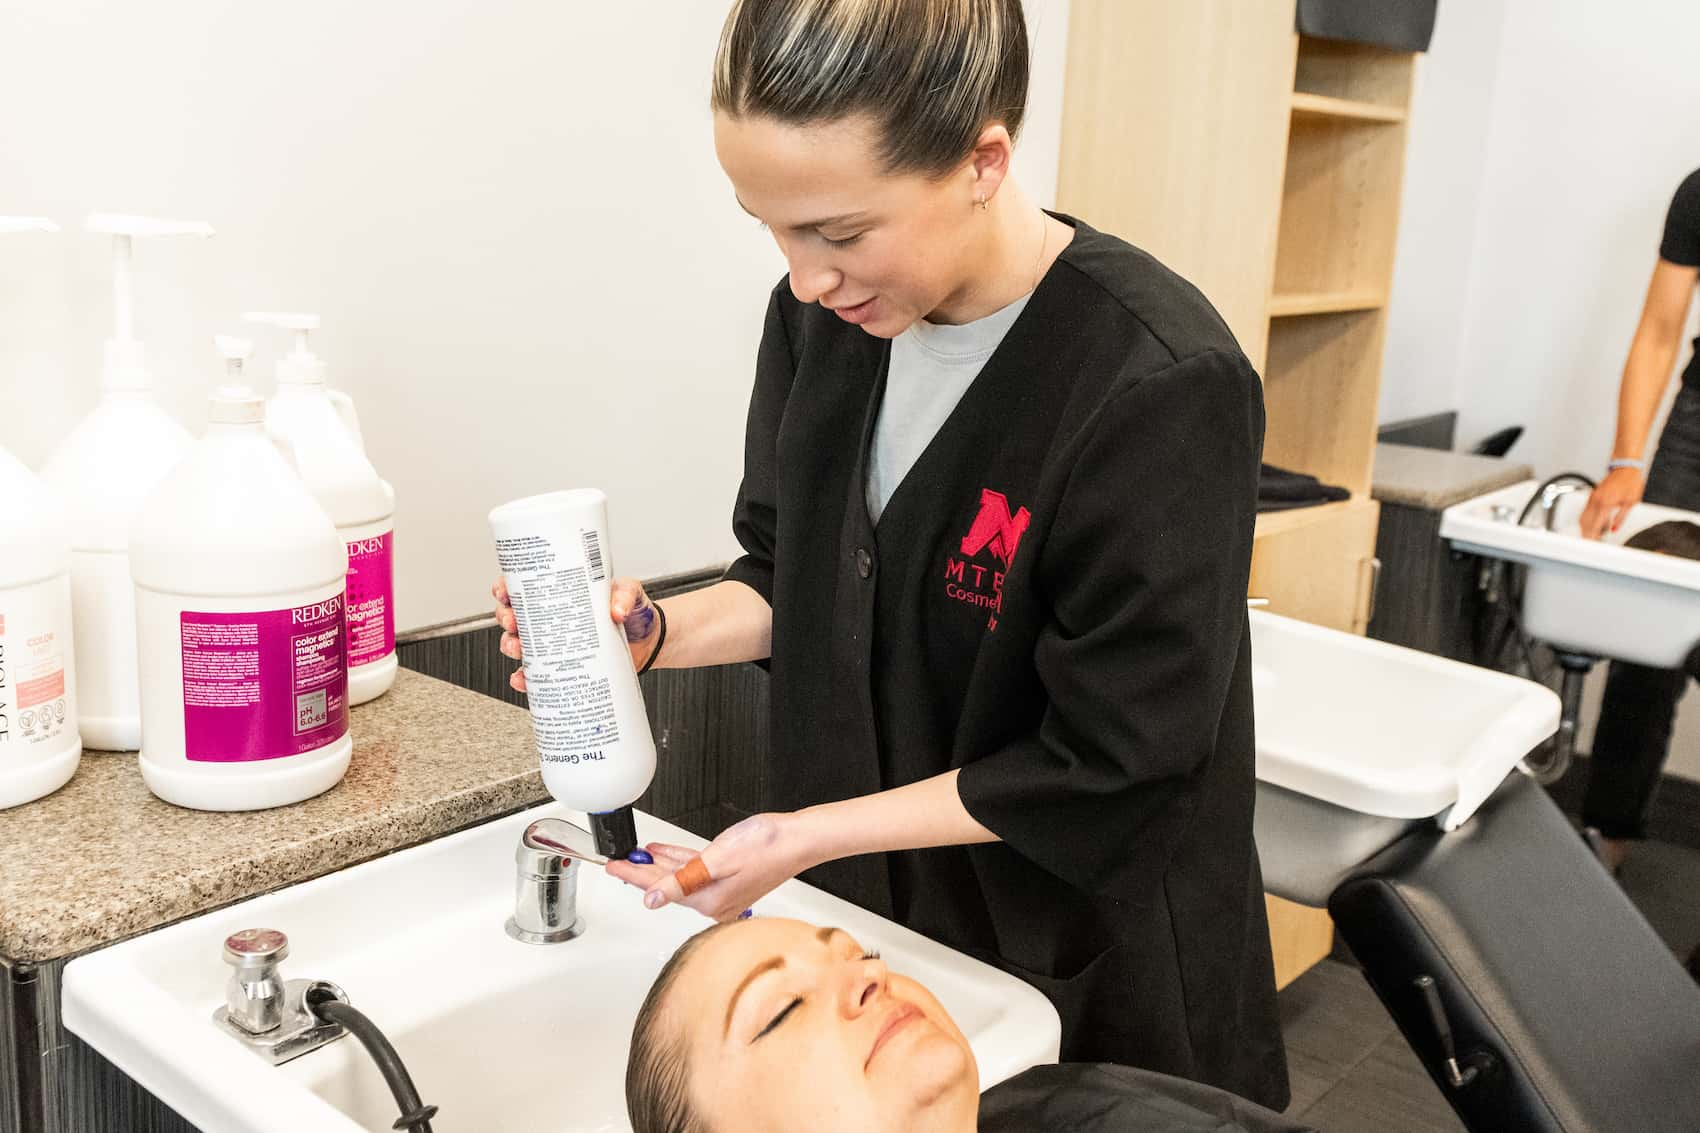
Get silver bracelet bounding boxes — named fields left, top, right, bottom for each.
left=1607, top=458, right=1647, bottom=473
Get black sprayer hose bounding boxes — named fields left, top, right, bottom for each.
left=307, top=991, right=438, bottom=1133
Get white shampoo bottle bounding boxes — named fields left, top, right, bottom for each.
left=40, top=214, right=211, bottom=751
left=246, top=312, right=398, bottom=705
left=489, top=489, right=656, bottom=858
left=130, top=338, right=351, bottom=811
left=1, top=217, right=82, bottom=808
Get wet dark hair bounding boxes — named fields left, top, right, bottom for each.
left=712, top=0, right=1031, bottom=176
left=1624, top=519, right=1700, bottom=559
left=626, top=923, right=737, bottom=1133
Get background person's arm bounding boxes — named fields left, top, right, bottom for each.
left=1580, top=259, right=1699, bottom=537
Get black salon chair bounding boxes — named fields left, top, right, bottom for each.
left=1327, top=774, right=1700, bottom=1133
left=1470, top=425, right=1523, bottom=458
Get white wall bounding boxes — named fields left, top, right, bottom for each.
left=1385, top=0, right=1700, bottom=463
left=1378, top=0, right=1511, bottom=425
left=1382, top=0, right=1700, bottom=781
left=0, top=0, right=1070, bottom=632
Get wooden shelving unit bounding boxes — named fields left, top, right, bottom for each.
left=1057, top=3, right=1420, bottom=989
left=1268, top=289, right=1386, bottom=317
left=1290, top=91, right=1407, bottom=124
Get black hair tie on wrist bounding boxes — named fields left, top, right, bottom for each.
left=636, top=602, right=667, bottom=676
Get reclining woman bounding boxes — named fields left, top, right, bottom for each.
left=625, top=916, right=1313, bottom=1133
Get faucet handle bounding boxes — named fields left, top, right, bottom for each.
left=221, top=929, right=290, bottom=1036
left=224, top=928, right=289, bottom=970
left=515, top=838, right=580, bottom=879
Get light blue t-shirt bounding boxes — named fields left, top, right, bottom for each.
left=865, top=291, right=1032, bottom=524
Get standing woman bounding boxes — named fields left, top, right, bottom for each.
left=496, top=0, right=1286, bottom=1107
left=1578, top=166, right=1700, bottom=871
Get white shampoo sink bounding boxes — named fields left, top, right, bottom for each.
left=1250, top=609, right=1559, bottom=832
left=1440, top=479, right=1700, bottom=668
left=62, top=805, right=1059, bottom=1133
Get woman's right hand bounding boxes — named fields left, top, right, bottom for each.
left=1578, top=467, right=1645, bottom=539
left=493, top=577, right=664, bottom=693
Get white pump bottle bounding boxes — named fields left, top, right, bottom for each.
left=245, top=312, right=398, bottom=705
left=0, top=218, right=82, bottom=808
left=40, top=215, right=213, bottom=752
left=131, top=336, right=352, bottom=810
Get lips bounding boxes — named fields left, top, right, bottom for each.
left=865, top=1003, right=923, bottom=1070
left=829, top=296, right=878, bottom=325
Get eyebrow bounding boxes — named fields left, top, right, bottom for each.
left=733, top=194, right=867, bottom=232
left=724, top=957, right=785, bottom=1038
left=720, top=927, right=850, bottom=1039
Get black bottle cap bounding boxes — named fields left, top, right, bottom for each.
left=590, top=806, right=639, bottom=861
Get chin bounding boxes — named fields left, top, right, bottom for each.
left=858, top=317, right=909, bottom=341
left=892, top=1028, right=978, bottom=1108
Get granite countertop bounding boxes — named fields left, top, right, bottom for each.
left=1372, top=443, right=1535, bottom=511
left=0, top=669, right=548, bottom=964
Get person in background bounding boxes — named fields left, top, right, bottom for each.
left=1578, top=167, right=1700, bottom=872
left=624, top=915, right=1314, bottom=1133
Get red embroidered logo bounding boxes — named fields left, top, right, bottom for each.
left=959, top=489, right=1031, bottom=568
left=944, top=488, right=1031, bottom=632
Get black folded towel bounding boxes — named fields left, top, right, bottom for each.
left=1256, top=464, right=1351, bottom=513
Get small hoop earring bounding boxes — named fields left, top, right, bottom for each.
left=976, top=194, right=989, bottom=211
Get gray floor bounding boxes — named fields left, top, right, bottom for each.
left=1277, top=837, right=1700, bottom=1132
left=1278, top=959, right=1464, bottom=1132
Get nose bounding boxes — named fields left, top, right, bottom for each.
left=784, top=247, right=843, bottom=307
left=840, top=954, right=889, bottom=1018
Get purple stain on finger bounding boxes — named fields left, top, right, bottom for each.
left=626, top=849, right=654, bottom=865
left=738, top=909, right=754, bottom=920
left=624, top=601, right=657, bottom=642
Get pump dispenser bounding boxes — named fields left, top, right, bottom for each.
left=1, top=218, right=82, bottom=808
left=245, top=312, right=398, bottom=705
left=243, top=311, right=366, bottom=447
left=89, top=214, right=217, bottom=393
left=40, top=214, right=212, bottom=752
left=209, top=335, right=263, bottom=424
left=131, top=336, right=351, bottom=811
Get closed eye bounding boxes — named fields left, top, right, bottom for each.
left=754, top=996, right=803, bottom=1042
left=822, top=232, right=862, bottom=248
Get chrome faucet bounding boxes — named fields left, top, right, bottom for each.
left=507, top=819, right=592, bottom=944
left=222, top=928, right=289, bottom=1034
left=1532, top=474, right=1596, bottom=531
left=212, top=928, right=348, bottom=1065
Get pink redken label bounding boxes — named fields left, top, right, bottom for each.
left=180, top=596, right=349, bottom=762
left=345, top=531, right=395, bottom=667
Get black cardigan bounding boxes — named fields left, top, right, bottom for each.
left=723, top=216, right=1288, bottom=1110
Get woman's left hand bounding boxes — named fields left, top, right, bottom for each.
left=605, top=813, right=818, bottom=923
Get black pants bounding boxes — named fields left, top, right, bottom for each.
left=1583, top=383, right=1700, bottom=839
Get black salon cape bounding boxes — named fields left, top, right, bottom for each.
left=722, top=216, right=1287, bottom=1109
left=979, top=1064, right=1315, bottom=1132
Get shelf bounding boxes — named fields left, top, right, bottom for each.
left=1250, top=493, right=1381, bottom=634
left=1262, top=309, right=1385, bottom=498
left=1254, top=495, right=1360, bottom=541
left=1290, top=91, right=1406, bottom=124
left=1268, top=290, right=1385, bottom=318
left=1294, top=36, right=1416, bottom=111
